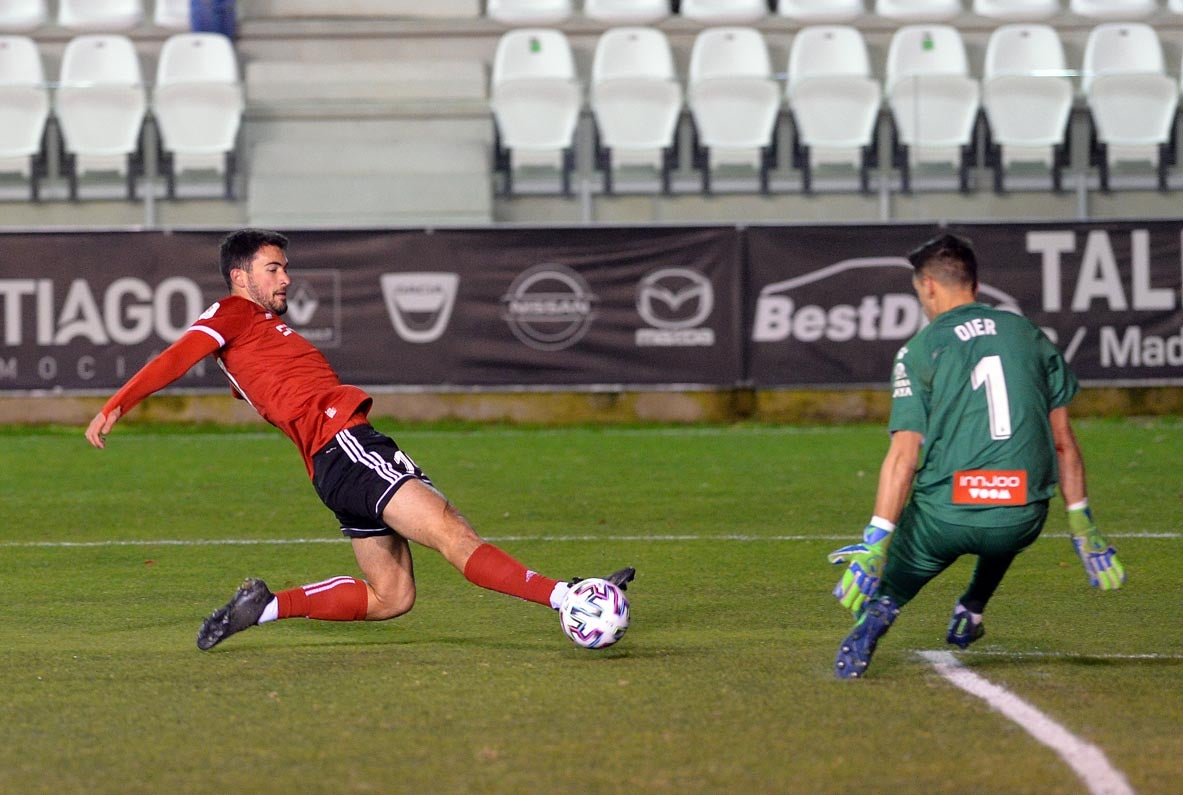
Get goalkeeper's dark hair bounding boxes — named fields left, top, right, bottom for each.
left=907, top=232, right=978, bottom=291
left=219, top=229, right=289, bottom=289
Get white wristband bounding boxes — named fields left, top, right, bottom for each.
left=869, top=515, right=896, bottom=533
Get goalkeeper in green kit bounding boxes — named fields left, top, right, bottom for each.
left=830, top=233, right=1125, bottom=679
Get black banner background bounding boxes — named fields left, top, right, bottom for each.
left=0, top=223, right=1179, bottom=392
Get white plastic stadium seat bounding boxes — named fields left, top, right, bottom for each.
left=785, top=25, right=881, bottom=192
left=681, top=0, right=769, bottom=24
left=585, top=0, right=672, bottom=24
left=490, top=28, right=581, bottom=195
left=0, top=34, right=49, bottom=198
left=777, top=0, right=866, bottom=22
left=590, top=27, right=682, bottom=193
left=1082, top=22, right=1179, bottom=190
left=55, top=34, right=146, bottom=198
left=1070, top=0, right=1157, bottom=19
left=487, top=0, right=573, bottom=25
left=154, top=0, right=191, bottom=30
left=154, top=32, right=244, bottom=198
left=885, top=24, right=981, bottom=192
left=980, top=24, right=1073, bottom=191
left=59, top=0, right=145, bottom=32
left=876, top=0, right=964, bottom=21
left=687, top=26, right=780, bottom=193
left=973, top=0, right=1060, bottom=20
left=0, top=0, right=48, bottom=32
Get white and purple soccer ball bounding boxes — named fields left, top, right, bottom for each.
left=559, top=578, right=630, bottom=649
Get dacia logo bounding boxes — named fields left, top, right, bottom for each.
left=380, top=273, right=460, bottom=344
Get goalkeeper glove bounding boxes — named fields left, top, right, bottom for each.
left=828, top=519, right=893, bottom=617
left=1068, top=500, right=1125, bottom=591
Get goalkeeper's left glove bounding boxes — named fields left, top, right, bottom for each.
left=828, top=518, right=894, bottom=617
left=1068, top=500, right=1125, bottom=591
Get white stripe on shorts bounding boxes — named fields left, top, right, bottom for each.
left=336, top=426, right=411, bottom=515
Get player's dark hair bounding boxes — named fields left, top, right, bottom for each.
left=219, top=229, right=289, bottom=288
left=907, top=233, right=978, bottom=290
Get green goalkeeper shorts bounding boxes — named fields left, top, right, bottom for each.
left=879, top=499, right=1049, bottom=606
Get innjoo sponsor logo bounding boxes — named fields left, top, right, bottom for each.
left=501, top=263, right=597, bottom=351
left=635, top=268, right=715, bottom=347
left=953, top=470, right=1028, bottom=505
left=380, top=272, right=459, bottom=344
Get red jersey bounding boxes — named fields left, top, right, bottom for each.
left=103, top=295, right=371, bottom=478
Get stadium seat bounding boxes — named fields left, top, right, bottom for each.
left=1172, top=0, right=1183, bottom=13
left=487, top=0, right=573, bottom=25
left=58, top=0, right=145, bottom=32
left=590, top=27, right=682, bottom=194
left=55, top=34, right=146, bottom=199
left=885, top=24, right=980, bottom=192
left=875, top=0, right=964, bottom=22
left=777, top=0, right=866, bottom=22
left=1082, top=22, right=1179, bottom=191
left=686, top=26, right=780, bottom=193
left=0, top=0, right=48, bottom=32
left=785, top=25, right=881, bottom=193
left=980, top=24, right=1073, bottom=191
left=1070, top=0, right=1157, bottom=19
left=585, top=0, right=672, bottom=24
left=681, top=1, right=769, bottom=24
left=0, top=34, right=49, bottom=199
left=153, top=32, right=244, bottom=199
left=490, top=28, right=581, bottom=196
left=154, top=0, right=191, bottom=30
left=973, top=0, right=1060, bottom=20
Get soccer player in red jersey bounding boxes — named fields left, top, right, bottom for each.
left=86, top=228, right=634, bottom=649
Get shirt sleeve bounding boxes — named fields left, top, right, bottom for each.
left=887, top=343, right=929, bottom=435
left=101, top=329, right=221, bottom=416
left=1040, top=329, right=1080, bottom=409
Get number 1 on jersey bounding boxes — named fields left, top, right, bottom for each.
left=971, top=354, right=1012, bottom=440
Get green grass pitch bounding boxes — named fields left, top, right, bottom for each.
left=0, top=418, right=1180, bottom=793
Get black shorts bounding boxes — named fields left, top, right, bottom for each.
left=311, top=423, right=432, bottom=538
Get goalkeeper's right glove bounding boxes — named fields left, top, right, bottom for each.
left=1068, top=500, right=1125, bottom=591
left=828, top=519, right=893, bottom=617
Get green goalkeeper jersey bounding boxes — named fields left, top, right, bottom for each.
left=888, top=302, right=1079, bottom=526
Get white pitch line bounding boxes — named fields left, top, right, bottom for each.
left=919, top=651, right=1134, bottom=795
left=962, top=650, right=1183, bottom=661
left=0, top=531, right=1177, bottom=549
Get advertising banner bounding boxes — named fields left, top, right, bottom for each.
left=950, top=222, right=1183, bottom=385
left=746, top=221, right=1183, bottom=387
left=1, top=222, right=1179, bottom=393
left=0, top=227, right=744, bottom=391
left=0, top=231, right=228, bottom=392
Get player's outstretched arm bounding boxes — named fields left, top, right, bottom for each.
left=828, top=430, right=921, bottom=617
left=1050, top=407, right=1125, bottom=590
left=85, top=406, right=123, bottom=449
left=83, top=330, right=219, bottom=450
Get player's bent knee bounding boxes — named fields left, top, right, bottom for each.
left=368, top=583, right=416, bottom=621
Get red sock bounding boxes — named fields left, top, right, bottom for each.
left=277, top=576, right=369, bottom=621
left=463, top=543, right=558, bottom=607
